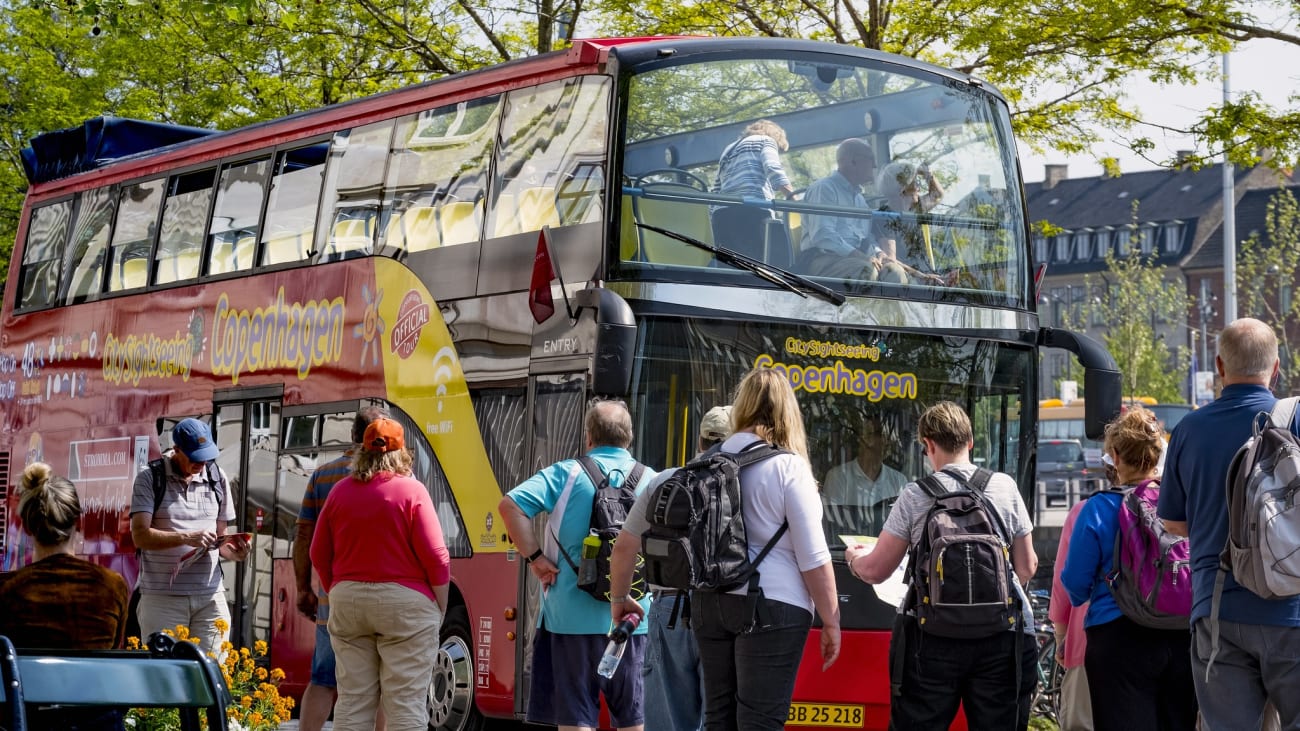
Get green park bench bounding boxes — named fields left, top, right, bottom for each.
left=0, top=633, right=232, bottom=731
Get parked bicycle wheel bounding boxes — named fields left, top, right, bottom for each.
left=1031, top=634, right=1064, bottom=723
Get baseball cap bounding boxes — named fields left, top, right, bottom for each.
left=173, top=418, right=219, bottom=463
left=363, top=418, right=405, bottom=453
left=700, top=406, right=734, bottom=442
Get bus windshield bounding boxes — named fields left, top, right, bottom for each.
left=629, top=316, right=1033, bottom=629
left=618, top=53, right=1026, bottom=306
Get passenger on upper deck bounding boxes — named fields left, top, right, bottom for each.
left=799, top=139, right=907, bottom=284
left=711, top=120, right=796, bottom=262
left=872, top=161, right=948, bottom=286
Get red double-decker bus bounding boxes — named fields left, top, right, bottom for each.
left=1, top=36, right=1118, bottom=729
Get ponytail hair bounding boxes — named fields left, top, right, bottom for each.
left=18, top=462, right=82, bottom=547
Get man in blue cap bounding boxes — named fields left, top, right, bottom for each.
left=130, top=418, right=248, bottom=654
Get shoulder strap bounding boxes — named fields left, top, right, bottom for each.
left=937, top=467, right=1016, bottom=547
left=915, top=473, right=947, bottom=499
left=1271, top=396, right=1300, bottom=430
left=624, top=463, right=646, bottom=492
left=149, top=458, right=167, bottom=515
left=732, top=441, right=786, bottom=468
left=577, top=456, right=607, bottom=490
left=207, top=462, right=226, bottom=514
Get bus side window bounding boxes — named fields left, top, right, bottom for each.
left=261, top=144, right=328, bottom=266
left=16, top=200, right=73, bottom=310
left=156, top=169, right=216, bottom=285
left=62, top=187, right=116, bottom=304
left=317, top=121, right=394, bottom=261
left=491, top=76, right=611, bottom=238
left=108, top=180, right=165, bottom=292
left=207, top=158, right=271, bottom=275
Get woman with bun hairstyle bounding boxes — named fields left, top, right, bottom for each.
left=0, top=462, right=129, bottom=649
left=1060, top=408, right=1197, bottom=731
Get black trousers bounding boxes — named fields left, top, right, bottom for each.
left=1084, top=615, right=1197, bottom=731
left=691, top=591, right=812, bottom=731
left=888, top=614, right=1036, bottom=731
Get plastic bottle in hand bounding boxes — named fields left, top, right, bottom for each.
left=596, top=613, right=641, bottom=679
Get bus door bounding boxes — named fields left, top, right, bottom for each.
left=212, top=386, right=286, bottom=652
left=514, top=370, right=587, bottom=716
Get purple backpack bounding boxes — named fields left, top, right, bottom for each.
left=1103, top=478, right=1192, bottom=630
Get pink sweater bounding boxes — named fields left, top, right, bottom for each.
left=311, top=472, right=451, bottom=603
left=1050, top=500, right=1090, bottom=669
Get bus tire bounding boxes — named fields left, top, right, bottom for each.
left=428, top=605, right=484, bottom=731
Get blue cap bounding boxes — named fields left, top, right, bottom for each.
left=173, top=418, right=219, bottom=462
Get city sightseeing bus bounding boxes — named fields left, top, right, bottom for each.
left=0, top=37, right=1119, bottom=730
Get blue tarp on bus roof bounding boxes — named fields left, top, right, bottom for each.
left=20, top=115, right=218, bottom=185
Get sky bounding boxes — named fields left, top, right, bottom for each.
left=1021, top=10, right=1300, bottom=183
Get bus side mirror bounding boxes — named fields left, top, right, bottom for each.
left=1084, top=369, right=1122, bottom=440
left=1038, top=327, right=1122, bottom=440
left=578, top=288, right=638, bottom=398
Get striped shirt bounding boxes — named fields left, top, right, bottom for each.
left=714, top=134, right=790, bottom=204
left=296, top=452, right=353, bottom=624
left=130, top=452, right=236, bottom=596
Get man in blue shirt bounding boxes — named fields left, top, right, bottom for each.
left=498, top=399, right=655, bottom=731
left=1159, top=317, right=1300, bottom=729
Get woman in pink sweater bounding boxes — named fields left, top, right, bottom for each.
left=1050, top=498, right=1094, bottom=731
left=311, top=417, right=451, bottom=731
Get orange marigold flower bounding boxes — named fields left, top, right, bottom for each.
left=255, top=667, right=268, bottom=681
left=270, top=668, right=286, bottom=682
left=254, top=639, right=268, bottom=655
left=214, top=618, right=230, bottom=633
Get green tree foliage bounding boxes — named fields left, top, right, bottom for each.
left=4, top=0, right=1300, bottom=296
left=1074, top=207, right=1192, bottom=403
left=1237, top=187, right=1300, bottom=394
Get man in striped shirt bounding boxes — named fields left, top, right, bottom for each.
left=130, top=418, right=249, bottom=655
left=294, top=405, right=390, bottom=731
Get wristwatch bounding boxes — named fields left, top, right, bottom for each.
left=524, top=548, right=544, bottom=564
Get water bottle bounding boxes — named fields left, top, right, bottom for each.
left=578, top=533, right=601, bottom=588
left=596, top=613, right=641, bottom=679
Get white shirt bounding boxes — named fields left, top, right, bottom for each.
left=722, top=432, right=831, bottom=612
left=822, top=459, right=908, bottom=508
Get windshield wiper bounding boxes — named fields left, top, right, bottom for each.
left=634, top=222, right=846, bottom=306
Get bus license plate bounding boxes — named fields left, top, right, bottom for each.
left=786, top=702, right=865, bottom=727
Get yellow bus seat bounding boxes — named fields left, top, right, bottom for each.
left=120, top=258, right=148, bottom=289
left=637, top=185, right=713, bottom=267
left=440, top=201, right=481, bottom=246
left=491, top=193, right=520, bottom=237
left=787, top=211, right=802, bottom=251
left=263, top=230, right=301, bottom=265
left=620, top=195, right=640, bottom=262
left=519, top=187, right=560, bottom=232
left=397, top=206, right=441, bottom=252
left=209, top=241, right=235, bottom=275
left=330, top=218, right=372, bottom=255
left=174, top=250, right=201, bottom=280
left=233, top=236, right=256, bottom=270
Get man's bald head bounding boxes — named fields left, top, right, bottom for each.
left=836, top=139, right=876, bottom=186
left=1218, top=317, right=1279, bottom=384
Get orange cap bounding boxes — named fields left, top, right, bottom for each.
left=362, top=418, right=405, bottom=453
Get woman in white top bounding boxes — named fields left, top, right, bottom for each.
left=695, top=368, right=841, bottom=731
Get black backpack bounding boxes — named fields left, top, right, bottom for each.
left=907, top=467, right=1021, bottom=639
left=554, top=457, right=647, bottom=603
left=640, top=442, right=787, bottom=595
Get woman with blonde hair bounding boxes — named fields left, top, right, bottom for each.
left=311, top=417, right=452, bottom=731
left=689, top=367, right=841, bottom=731
left=1061, top=407, right=1197, bottom=730
left=0, top=462, right=129, bottom=649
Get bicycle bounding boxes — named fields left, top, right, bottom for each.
left=1028, top=589, right=1064, bottom=724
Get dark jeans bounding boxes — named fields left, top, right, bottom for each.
left=889, top=614, right=1036, bottom=731
left=1085, top=616, right=1196, bottom=731
left=690, top=591, right=812, bottom=731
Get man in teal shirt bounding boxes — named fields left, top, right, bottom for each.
left=499, top=399, right=655, bottom=731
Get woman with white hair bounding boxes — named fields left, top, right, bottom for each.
left=872, top=160, right=948, bottom=285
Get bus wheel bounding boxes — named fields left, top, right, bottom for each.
left=428, top=605, right=483, bottom=731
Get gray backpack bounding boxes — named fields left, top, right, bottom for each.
left=1207, top=397, right=1300, bottom=675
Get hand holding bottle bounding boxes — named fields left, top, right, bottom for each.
left=596, top=613, right=641, bottom=678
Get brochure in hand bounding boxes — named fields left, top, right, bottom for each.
left=839, top=534, right=909, bottom=608
left=170, top=533, right=253, bottom=586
